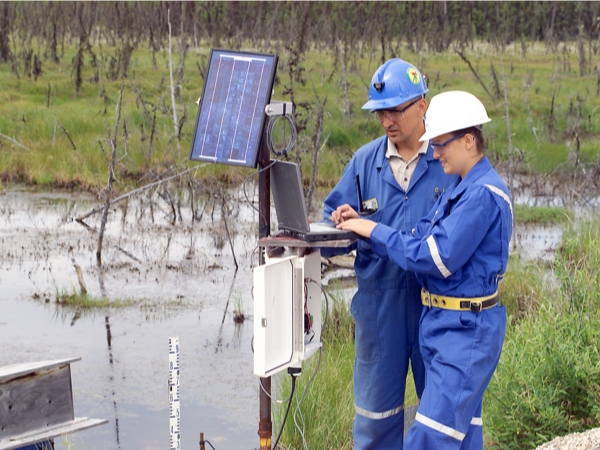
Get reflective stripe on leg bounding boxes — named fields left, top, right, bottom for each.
left=414, top=412, right=465, bottom=441
left=355, top=403, right=404, bottom=420
left=470, top=417, right=483, bottom=426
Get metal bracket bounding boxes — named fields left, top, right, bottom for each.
left=265, top=101, right=293, bottom=117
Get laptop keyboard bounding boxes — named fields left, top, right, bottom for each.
left=310, top=222, right=340, bottom=232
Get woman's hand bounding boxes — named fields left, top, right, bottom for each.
left=336, top=218, right=377, bottom=238
left=331, top=204, right=360, bottom=223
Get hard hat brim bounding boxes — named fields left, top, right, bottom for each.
left=362, top=94, right=424, bottom=111
left=419, top=117, right=491, bottom=142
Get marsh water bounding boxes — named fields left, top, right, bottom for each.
left=0, top=175, right=595, bottom=450
left=0, top=186, right=263, bottom=450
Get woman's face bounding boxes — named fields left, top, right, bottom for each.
left=431, top=132, right=477, bottom=178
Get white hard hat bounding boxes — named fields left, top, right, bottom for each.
left=419, top=91, right=491, bottom=142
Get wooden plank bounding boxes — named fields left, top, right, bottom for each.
left=0, top=365, right=74, bottom=438
left=0, top=418, right=108, bottom=450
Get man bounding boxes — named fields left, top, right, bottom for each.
left=324, top=58, right=456, bottom=449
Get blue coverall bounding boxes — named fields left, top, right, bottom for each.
left=324, top=135, right=454, bottom=449
left=369, top=156, right=513, bottom=449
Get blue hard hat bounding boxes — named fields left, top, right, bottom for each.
left=362, top=59, right=428, bottom=111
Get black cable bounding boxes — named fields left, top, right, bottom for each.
left=199, top=439, right=216, bottom=450
left=241, top=159, right=277, bottom=214
left=272, top=373, right=297, bottom=449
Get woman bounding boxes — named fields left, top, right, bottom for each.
left=335, top=90, right=513, bottom=449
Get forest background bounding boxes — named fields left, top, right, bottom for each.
left=1, top=2, right=600, bottom=449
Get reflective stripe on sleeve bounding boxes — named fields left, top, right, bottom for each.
left=355, top=403, right=404, bottom=420
left=471, top=417, right=483, bottom=426
left=415, top=412, right=465, bottom=441
left=485, top=184, right=513, bottom=221
left=426, top=235, right=452, bottom=278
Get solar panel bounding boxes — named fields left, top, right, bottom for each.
left=189, top=49, right=278, bottom=168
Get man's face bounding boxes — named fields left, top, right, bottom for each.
left=374, top=97, right=426, bottom=146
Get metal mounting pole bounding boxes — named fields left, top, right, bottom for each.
left=257, top=135, right=272, bottom=450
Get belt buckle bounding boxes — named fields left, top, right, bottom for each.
left=427, top=291, right=432, bottom=308
left=470, top=302, right=482, bottom=313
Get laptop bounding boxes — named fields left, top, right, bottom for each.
left=270, top=160, right=358, bottom=242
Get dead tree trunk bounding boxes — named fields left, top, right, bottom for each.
left=307, top=98, right=327, bottom=214
left=96, top=82, right=124, bottom=266
left=167, top=8, right=180, bottom=154
left=500, top=56, right=514, bottom=195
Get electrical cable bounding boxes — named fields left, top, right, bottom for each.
left=200, top=439, right=216, bottom=450
left=241, top=113, right=297, bottom=213
left=293, top=347, right=323, bottom=450
left=306, top=278, right=330, bottom=335
left=272, top=373, right=297, bottom=449
left=266, top=114, right=298, bottom=158
left=242, top=159, right=277, bottom=214
left=259, top=376, right=295, bottom=405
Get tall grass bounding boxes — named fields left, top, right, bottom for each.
left=1, top=41, right=600, bottom=191
left=276, top=218, right=600, bottom=449
left=513, top=204, right=573, bottom=226
left=274, top=290, right=355, bottom=449
left=486, top=218, right=600, bottom=449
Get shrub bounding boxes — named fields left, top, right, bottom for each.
left=486, top=219, right=600, bottom=449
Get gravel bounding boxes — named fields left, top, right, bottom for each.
left=535, top=427, right=600, bottom=449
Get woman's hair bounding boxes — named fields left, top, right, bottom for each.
left=457, top=126, right=487, bottom=154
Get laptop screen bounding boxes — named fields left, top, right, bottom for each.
left=270, top=160, right=311, bottom=233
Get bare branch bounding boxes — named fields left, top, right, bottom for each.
left=54, top=114, right=77, bottom=150
left=456, top=50, right=494, bottom=101
left=96, top=81, right=125, bottom=266
left=0, top=131, right=29, bottom=150
left=75, top=164, right=207, bottom=223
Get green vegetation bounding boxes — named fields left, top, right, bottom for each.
left=55, top=290, right=135, bottom=308
left=277, top=218, right=600, bottom=449
left=274, top=291, right=355, bottom=449
left=487, top=219, right=600, bottom=449
left=514, top=204, right=573, bottom=225
left=1, top=40, right=599, bottom=193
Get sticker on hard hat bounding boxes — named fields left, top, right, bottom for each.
left=407, top=68, right=421, bottom=85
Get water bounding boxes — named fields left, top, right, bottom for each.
left=0, top=187, right=261, bottom=450
left=0, top=179, right=594, bottom=450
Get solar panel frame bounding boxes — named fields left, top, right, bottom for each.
left=189, top=48, right=278, bottom=168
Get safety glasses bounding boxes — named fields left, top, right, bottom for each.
left=371, top=98, right=420, bottom=122
left=430, top=133, right=466, bottom=149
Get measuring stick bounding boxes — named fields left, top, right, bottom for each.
left=169, top=336, right=181, bottom=450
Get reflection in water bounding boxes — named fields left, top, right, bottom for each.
left=2, top=185, right=586, bottom=449
left=105, top=316, right=121, bottom=448
left=98, top=266, right=108, bottom=298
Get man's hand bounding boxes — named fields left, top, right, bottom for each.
left=331, top=204, right=360, bottom=224
left=336, top=218, right=377, bottom=238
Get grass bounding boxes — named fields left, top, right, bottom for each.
left=55, top=289, right=135, bottom=308
left=275, top=282, right=418, bottom=449
left=274, top=289, right=355, bottom=449
left=276, top=217, right=600, bottom=449
left=514, top=204, right=573, bottom=225
left=1, top=40, right=600, bottom=192
left=486, top=218, right=600, bottom=449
